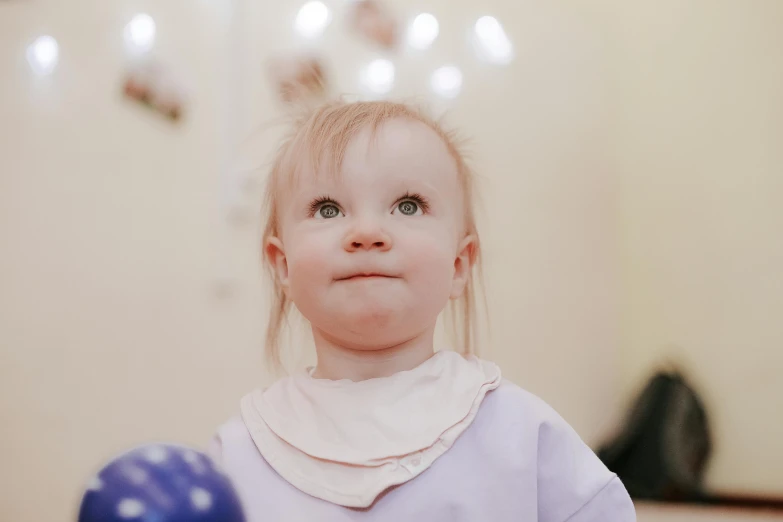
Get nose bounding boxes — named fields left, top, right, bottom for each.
left=343, top=217, right=392, bottom=252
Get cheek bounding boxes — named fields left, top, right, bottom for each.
left=400, top=230, right=456, bottom=289
left=285, top=230, right=337, bottom=297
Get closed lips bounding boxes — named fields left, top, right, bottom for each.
left=337, top=273, right=399, bottom=280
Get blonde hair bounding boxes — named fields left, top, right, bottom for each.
left=261, top=100, right=485, bottom=371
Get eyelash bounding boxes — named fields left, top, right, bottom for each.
left=308, top=196, right=337, bottom=217
left=399, top=192, right=430, bottom=213
left=306, top=192, right=431, bottom=217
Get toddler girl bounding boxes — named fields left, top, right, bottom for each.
left=209, top=100, right=635, bottom=521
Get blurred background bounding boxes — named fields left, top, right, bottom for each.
left=1, top=0, right=781, bottom=520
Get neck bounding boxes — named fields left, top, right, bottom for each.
left=310, top=326, right=436, bottom=381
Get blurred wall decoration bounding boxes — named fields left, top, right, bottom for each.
left=1, top=0, right=782, bottom=520
left=120, top=13, right=189, bottom=123
left=123, top=60, right=188, bottom=122
left=347, top=0, right=399, bottom=50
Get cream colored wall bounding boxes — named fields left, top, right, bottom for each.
left=1, top=1, right=621, bottom=520
left=591, top=0, right=783, bottom=495
left=6, top=0, right=782, bottom=521
left=0, top=1, right=266, bottom=520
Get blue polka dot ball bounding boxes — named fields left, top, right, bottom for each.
left=78, top=443, right=246, bottom=522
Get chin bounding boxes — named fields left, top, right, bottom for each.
left=327, top=306, right=421, bottom=348
left=346, top=303, right=403, bottom=329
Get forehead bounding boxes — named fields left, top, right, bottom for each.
left=297, top=117, right=460, bottom=193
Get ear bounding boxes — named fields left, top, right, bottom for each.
left=450, top=235, right=477, bottom=299
left=265, top=236, right=290, bottom=294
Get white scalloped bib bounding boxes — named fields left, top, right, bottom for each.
left=240, top=350, right=501, bottom=507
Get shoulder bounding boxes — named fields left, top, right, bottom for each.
left=476, top=379, right=575, bottom=436
left=477, top=380, right=635, bottom=522
left=207, top=415, right=255, bottom=467
left=481, top=379, right=561, bottom=416
left=214, top=415, right=250, bottom=443
left=475, top=380, right=591, bottom=457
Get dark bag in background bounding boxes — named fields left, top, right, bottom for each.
left=598, top=370, right=712, bottom=502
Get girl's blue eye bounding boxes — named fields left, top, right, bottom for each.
left=317, top=204, right=341, bottom=219
left=397, top=200, right=419, bottom=216
left=393, top=193, right=429, bottom=216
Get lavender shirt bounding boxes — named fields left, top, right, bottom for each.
left=209, top=382, right=636, bottom=521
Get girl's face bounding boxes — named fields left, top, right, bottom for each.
left=267, top=118, right=474, bottom=350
